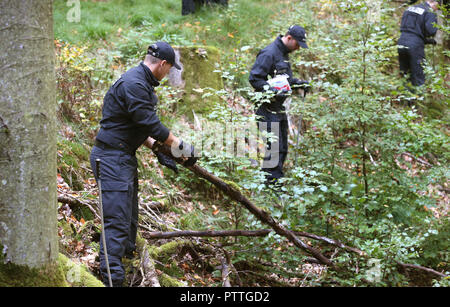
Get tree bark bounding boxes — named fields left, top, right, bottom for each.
left=0, top=0, right=57, bottom=267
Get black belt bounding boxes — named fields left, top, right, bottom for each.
left=94, top=139, right=135, bottom=155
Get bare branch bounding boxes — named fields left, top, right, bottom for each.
left=395, top=261, right=448, bottom=278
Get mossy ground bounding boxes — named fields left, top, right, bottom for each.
left=0, top=250, right=102, bottom=287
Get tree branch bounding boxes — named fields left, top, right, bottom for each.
left=395, top=261, right=448, bottom=278
left=151, top=142, right=333, bottom=267
left=144, top=229, right=366, bottom=256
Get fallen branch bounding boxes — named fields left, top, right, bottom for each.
left=401, top=152, right=433, bottom=167
left=395, top=261, right=448, bottom=278
left=152, top=142, right=333, bottom=266
left=139, top=242, right=161, bottom=287
left=295, top=232, right=366, bottom=256
left=145, top=229, right=271, bottom=239
left=144, top=229, right=365, bottom=256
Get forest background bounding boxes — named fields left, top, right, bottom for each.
left=9, top=0, right=449, bottom=287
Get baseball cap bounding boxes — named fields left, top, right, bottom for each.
left=147, top=41, right=181, bottom=70
left=287, top=25, right=308, bottom=49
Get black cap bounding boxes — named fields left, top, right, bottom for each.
left=287, top=25, right=308, bottom=49
left=147, top=41, right=181, bottom=70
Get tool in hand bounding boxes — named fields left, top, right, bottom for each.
left=96, top=159, right=113, bottom=287
left=293, top=85, right=307, bottom=166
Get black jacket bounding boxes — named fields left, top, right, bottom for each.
left=249, top=35, right=301, bottom=114
left=249, top=35, right=301, bottom=92
left=398, top=2, right=438, bottom=47
left=95, top=62, right=170, bottom=153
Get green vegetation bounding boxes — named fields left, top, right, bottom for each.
left=51, top=0, right=449, bottom=287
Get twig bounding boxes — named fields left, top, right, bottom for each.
left=295, top=231, right=367, bottom=257
left=401, top=152, right=433, bottom=167
left=364, top=146, right=377, bottom=166
left=57, top=193, right=100, bottom=220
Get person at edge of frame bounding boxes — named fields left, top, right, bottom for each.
left=397, top=0, right=440, bottom=94
left=182, top=0, right=228, bottom=15
left=90, top=41, right=198, bottom=287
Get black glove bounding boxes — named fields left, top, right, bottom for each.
left=268, top=87, right=290, bottom=98
left=292, top=80, right=310, bottom=93
left=155, top=151, right=178, bottom=174
left=178, top=140, right=198, bottom=167
left=425, top=38, right=437, bottom=45
left=275, top=88, right=290, bottom=98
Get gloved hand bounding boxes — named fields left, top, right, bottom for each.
left=425, top=38, right=437, bottom=45
left=268, top=87, right=290, bottom=98
left=291, top=80, right=310, bottom=93
left=155, top=151, right=178, bottom=174
left=178, top=140, right=198, bottom=167
left=275, top=88, right=290, bottom=98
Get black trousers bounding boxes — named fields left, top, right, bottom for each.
left=256, top=105, right=288, bottom=183
left=182, top=0, right=228, bottom=15
left=90, top=145, right=139, bottom=287
left=398, top=45, right=425, bottom=87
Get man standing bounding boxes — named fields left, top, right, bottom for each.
left=398, top=0, right=439, bottom=88
left=90, top=42, right=198, bottom=287
left=249, top=25, right=309, bottom=185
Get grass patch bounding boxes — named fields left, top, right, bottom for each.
left=54, top=0, right=296, bottom=50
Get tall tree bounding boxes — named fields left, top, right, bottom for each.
left=0, top=0, right=57, bottom=270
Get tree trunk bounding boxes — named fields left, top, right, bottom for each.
left=0, top=0, right=57, bottom=268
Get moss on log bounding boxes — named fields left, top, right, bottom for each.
left=169, top=46, right=224, bottom=117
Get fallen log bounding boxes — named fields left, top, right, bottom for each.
left=151, top=142, right=333, bottom=266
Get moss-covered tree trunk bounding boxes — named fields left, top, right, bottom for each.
left=0, top=0, right=58, bottom=273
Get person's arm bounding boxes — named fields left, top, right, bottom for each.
left=424, top=11, right=438, bottom=38
left=122, top=82, right=197, bottom=166
left=143, top=133, right=198, bottom=167
left=122, top=82, right=171, bottom=143
left=143, top=132, right=180, bottom=150
left=249, top=52, right=274, bottom=92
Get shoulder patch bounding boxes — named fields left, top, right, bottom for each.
left=407, top=6, right=425, bottom=15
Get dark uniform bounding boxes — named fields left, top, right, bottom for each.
left=90, top=62, right=170, bottom=286
left=182, top=0, right=228, bottom=15
left=249, top=34, right=306, bottom=183
left=398, top=1, right=438, bottom=86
